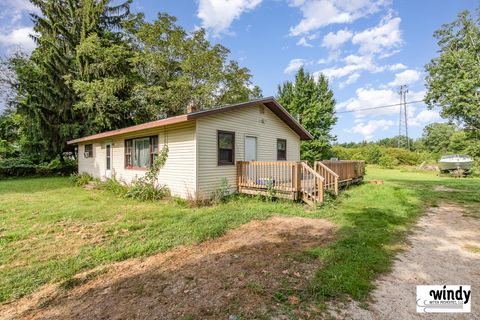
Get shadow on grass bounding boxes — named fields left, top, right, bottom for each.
left=305, top=207, right=417, bottom=301
left=3, top=221, right=336, bottom=319
left=302, top=174, right=480, bottom=302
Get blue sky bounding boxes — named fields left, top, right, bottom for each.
left=0, top=0, right=477, bottom=142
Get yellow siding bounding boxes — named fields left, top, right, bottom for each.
left=77, top=121, right=196, bottom=198
left=196, top=104, right=301, bottom=196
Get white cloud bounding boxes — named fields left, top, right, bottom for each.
left=388, top=69, right=421, bottom=86
left=351, top=119, right=394, bottom=140
left=388, top=63, right=407, bottom=71
left=0, top=0, right=39, bottom=52
left=0, top=0, right=39, bottom=22
left=296, top=33, right=318, bottom=47
left=337, top=87, right=425, bottom=117
left=409, top=109, right=443, bottom=127
left=297, top=36, right=313, bottom=47
left=318, top=54, right=381, bottom=79
left=339, top=73, right=360, bottom=88
left=351, top=15, right=402, bottom=55
left=289, top=0, right=387, bottom=36
left=284, top=58, right=307, bottom=74
left=0, top=27, right=36, bottom=51
left=322, top=29, right=352, bottom=49
left=197, top=0, right=262, bottom=36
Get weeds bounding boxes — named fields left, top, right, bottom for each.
left=70, top=172, right=94, bottom=186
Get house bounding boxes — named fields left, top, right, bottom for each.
left=67, top=97, right=313, bottom=199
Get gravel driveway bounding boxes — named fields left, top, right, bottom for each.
left=335, top=203, right=480, bottom=319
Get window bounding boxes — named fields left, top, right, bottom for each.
left=125, top=136, right=158, bottom=168
left=84, top=144, right=93, bottom=158
left=277, top=139, right=287, bottom=160
left=218, top=130, right=235, bottom=165
left=106, top=144, right=111, bottom=170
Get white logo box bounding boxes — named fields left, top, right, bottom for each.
left=417, top=285, right=471, bottom=313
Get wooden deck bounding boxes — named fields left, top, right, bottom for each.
left=237, top=160, right=365, bottom=206
left=318, top=160, right=365, bottom=185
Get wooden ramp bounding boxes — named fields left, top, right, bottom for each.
left=237, top=160, right=365, bottom=206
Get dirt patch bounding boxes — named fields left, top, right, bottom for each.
left=0, top=216, right=335, bottom=320
left=433, top=185, right=459, bottom=192
left=331, top=203, right=480, bottom=319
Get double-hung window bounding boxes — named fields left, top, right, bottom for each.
left=125, top=136, right=158, bottom=169
left=84, top=144, right=93, bottom=158
left=217, top=130, right=235, bottom=165
left=277, top=139, right=287, bottom=161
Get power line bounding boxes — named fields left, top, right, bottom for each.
left=336, top=99, right=424, bottom=114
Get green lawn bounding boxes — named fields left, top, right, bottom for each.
left=0, top=168, right=479, bottom=305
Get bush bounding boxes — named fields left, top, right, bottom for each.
left=124, top=145, right=170, bottom=201
left=212, top=177, right=230, bottom=204
left=70, top=172, right=94, bottom=186
left=97, top=176, right=129, bottom=196
left=37, top=157, right=77, bottom=176
left=0, top=157, right=77, bottom=178
left=0, top=158, right=36, bottom=177
left=331, top=145, right=436, bottom=167
left=378, top=154, right=399, bottom=168
left=125, top=182, right=170, bottom=201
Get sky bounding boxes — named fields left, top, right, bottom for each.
left=0, top=0, right=478, bottom=142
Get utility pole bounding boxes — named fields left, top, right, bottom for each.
left=398, top=85, right=410, bottom=150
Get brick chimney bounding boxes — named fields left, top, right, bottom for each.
left=186, top=101, right=197, bottom=113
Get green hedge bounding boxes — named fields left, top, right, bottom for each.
left=0, top=157, right=77, bottom=178
left=331, top=145, right=435, bottom=167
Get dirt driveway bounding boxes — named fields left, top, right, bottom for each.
left=0, top=216, right=335, bottom=320
left=334, top=203, right=480, bottom=319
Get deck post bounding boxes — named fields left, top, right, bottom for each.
left=295, top=162, right=301, bottom=199
left=236, top=161, right=243, bottom=193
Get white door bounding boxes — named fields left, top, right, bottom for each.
left=105, top=143, right=112, bottom=178
left=245, top=136, right=257, bottom=161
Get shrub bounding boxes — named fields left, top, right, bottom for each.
left=126, top=183, right=170, bottom=201
left=378, top=154, right=399, bottom=168
left=37, top=157, right=77, bottom=176
left=0, top=157, right=77, bottom=178
left=0, top=158, right=36, bottom=177
left=70, top=172, right=94, bottom=186
left=125, top=145, right=170, bottom=201
left=98, top=176, right=129, bottom=196
left=331, top=145, right=436, bottom=166
left=212, top=177, right=230, bottom=204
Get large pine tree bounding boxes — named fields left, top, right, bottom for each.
left=12, top=0, right=131, bottom=160
left=277, top=67, right=337, bottom=163
left=2, top=2, right=262, bottom=161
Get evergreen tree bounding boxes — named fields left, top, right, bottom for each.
left=1, top=3, right=261, bottom=161
left=11, top=0, right=131, bottom=160
left=277, top=67, right=337, bottom=162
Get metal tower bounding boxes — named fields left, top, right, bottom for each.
left=398, top=85, right=410, bottom=150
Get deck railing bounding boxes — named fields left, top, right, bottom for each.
left=314, top=161, right=339, bottom=195
left=320, top=160, right=365, bottom=183
left=237, top=161, right=324, bottom=204
left=299, top=161, right=324, bottom=205
left=236, top=160, right=364, bottom=205
left=237, top=161, right=298, bottom=193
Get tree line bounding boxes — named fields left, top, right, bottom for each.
left=0, top=2, right=479, bottom=170
left=0, top=0, right=262, bottom=162
left=333, top=122, right=479, bottom=169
